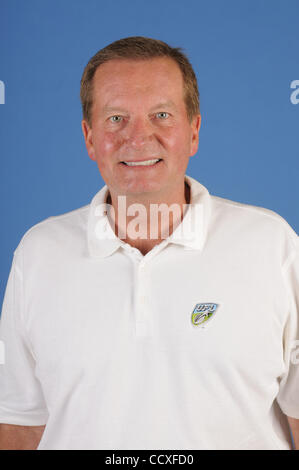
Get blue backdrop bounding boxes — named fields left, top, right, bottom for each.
left=0, top=0, right=298, bottom=305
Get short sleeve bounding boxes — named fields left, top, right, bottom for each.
left=276, top=243, right=299, bottom=419
left=0, top=246, right=49, bottom=426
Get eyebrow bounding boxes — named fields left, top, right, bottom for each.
left=102, top=100, right=177, bottom=115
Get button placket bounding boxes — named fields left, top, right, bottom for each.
left=135, top=260, right=151, bottom=337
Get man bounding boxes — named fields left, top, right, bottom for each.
left=0, top=36, right=298, bottom=450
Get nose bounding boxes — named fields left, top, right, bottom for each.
left=124, top=116, right=153, bottom=148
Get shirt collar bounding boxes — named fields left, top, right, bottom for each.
left=87, top=174, right=212, bottom=258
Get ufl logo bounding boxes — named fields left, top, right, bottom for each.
left=191, top=303, right=219, bottom=327
left=0, top=81, right=5, bottom=104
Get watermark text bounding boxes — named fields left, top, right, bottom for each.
left=93, top=197, right=203, bottom=242
left=0, top=340, right=5, bottom=364
left=290, top=80, right=299, bottom=105
left=291, top=340, right=299, bottom=365
left=0, top=80, right=5, bottom=104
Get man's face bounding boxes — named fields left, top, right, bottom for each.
left=82, top=57, right=201, bottom=200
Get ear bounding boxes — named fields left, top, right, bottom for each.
left=81, top=120, right=96, bottom=161
left=190, top=114, right=201, bottom=157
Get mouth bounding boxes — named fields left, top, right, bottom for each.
left=120, top=158, right=163, bottom=167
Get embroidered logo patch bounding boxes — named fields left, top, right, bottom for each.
left=191, top=303, right=219, bottom=327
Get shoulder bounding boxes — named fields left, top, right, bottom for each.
left=14, top=204, right=90, bottom=261
left=209, top=194, right=298, bottom=263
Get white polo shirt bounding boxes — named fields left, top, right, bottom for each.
left=0, top=175, right=298, bottom=450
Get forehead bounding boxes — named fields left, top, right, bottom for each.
left=92, top=57, right=185, bottom=105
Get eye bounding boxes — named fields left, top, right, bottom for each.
left=156, top=112, right=169, bottom=119
left=109, top=115, right=123, bottom=123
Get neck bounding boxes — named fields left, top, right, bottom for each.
left=107, top=181, right=190, bottom=255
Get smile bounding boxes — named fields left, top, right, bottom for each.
left=121, top=159, right=162, bottom=167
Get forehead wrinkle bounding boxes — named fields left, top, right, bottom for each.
left=149, top=100, right=178, bottom=111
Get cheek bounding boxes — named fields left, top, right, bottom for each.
left=93, top=131, right=122, bottom=161
left=166, top=127, right=192, bottom=154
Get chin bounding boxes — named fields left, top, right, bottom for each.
left=122, top=181, right=163, bottom=196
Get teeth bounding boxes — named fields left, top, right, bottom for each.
left=123, top=159, right=160, bottom=166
